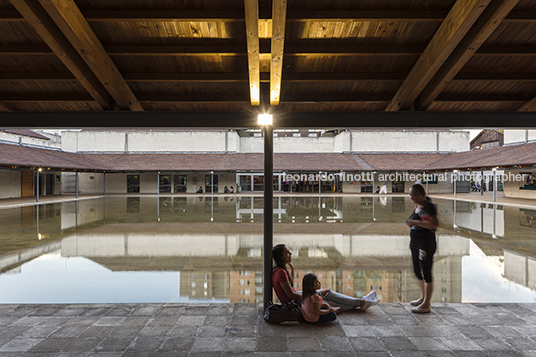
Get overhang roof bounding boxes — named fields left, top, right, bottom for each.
left=1, top=142, right=535, bottom=172
left=1, top=0, right=536, bottom=119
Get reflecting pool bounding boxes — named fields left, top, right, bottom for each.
left=0, top=196, right=535, bottom=304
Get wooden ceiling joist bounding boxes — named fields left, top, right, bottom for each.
left=38, top=0, right=143, bottom=111
left=3, top=93, right=530, bottom=104
left=244, top=0, right=260, bottom=106
left=420, top=0, right=520, bottom=109
left=4, top=44, right=536, bottom=57
left=0, top=73, right=76, bottom=81
left=270, top=0, right=287, bottom=105
left=9, top=71, right=536, bottom=84
left=386, top=0, right=493, bottom=111
left=9, top=0, right=111, bottom=109
left=3, top=9, right=535, bottom=23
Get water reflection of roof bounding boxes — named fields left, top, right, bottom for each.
left=1, top=142, right=536, bottom=172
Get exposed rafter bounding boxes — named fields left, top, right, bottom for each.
left=8, top=71, right=536, bottom=84
left=244, top=0, right=260, bottom=106
left=2, top=10, right=536, bottom=22
left=420, top=0, right=520, bottom=109
left=386, top=0, right=492, bottom=111
left=9, top=0, right=110, bottom=109
left=5, top=43, right=536, bottom=57
left=0, top=103, right=11, bottom=111
left=38, top=0, right=143, bottom=111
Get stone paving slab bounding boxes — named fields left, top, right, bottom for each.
left=0, top=303, right=535, bottom=356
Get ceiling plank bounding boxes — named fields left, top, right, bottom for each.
left=244, top=0, right=260, bottom=106
left=9, top=0, right=110, bottom=109
left=420, top=0, right=520, bottom=109
left=385, top=0, right=492, bottom=111
left=38, top=0, right=143, bottom=111
left=270, top=0, right=287, bottom=105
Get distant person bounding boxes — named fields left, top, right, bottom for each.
left=301, top=273, right=340, bottom=323
left=230, top=186, right=234, bottom=193
left=405, top=183, right=439, bottom=314
left=196, top=186, right=203, bottom=193
left=376, top=186, right=380, bottom=194
left=379, top=183, right=388, bottom=194
left=271, top=244, right=377, bottom=311
left=224, top=186, right=229, bottom=193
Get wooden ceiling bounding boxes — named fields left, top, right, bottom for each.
left=1, top=0, right=536, bottom=114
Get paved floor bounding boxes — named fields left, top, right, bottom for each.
left=1, top=302, right=536, bottom=356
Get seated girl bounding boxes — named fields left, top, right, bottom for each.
left=301, top=273, right=340, bottom=323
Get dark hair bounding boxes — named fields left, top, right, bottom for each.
left=410, top=183, right=431, bottom=201
left=272, top=244, right=293, bottom=287
left=301, top=273, right=318, bottom=302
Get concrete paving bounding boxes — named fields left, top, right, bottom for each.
left=1, top=302, right=536, bottom=356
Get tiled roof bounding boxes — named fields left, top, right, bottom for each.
left=1, top=142, right=535, bottom=172
left=1, top=130, right=50, bottom=140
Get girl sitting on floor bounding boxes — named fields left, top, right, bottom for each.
left=300, top=273, right=340, bottom=323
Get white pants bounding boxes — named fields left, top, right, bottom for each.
left=320, top=289, right=362, bottom=311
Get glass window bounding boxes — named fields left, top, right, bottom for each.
left=361, top=180, right=373, bottom=193
left=159, top=175, right=171, bottom=193
left=240, top=175, right=251, bottom=192
left=127, top=175, right=140, bottom=193
left=205, top=174, right=218, bottom=193
left=174, top=175, right=187, bottom=192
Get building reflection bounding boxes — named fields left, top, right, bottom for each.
left=0, top=196, right=535, bottom=303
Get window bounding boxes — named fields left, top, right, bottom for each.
left=361, top=181, right=373, bottom=193
left=205, top=174, right=218, bottom=193
left=127, top=175, right=140, bottom=193
left=159, top=175, right=171, bottom=193
left=174, top=175, right=187, bottom=192
left=392, top=177, right=404, bottom=193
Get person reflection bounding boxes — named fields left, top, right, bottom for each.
left=406, top=183, right=439, bottom=314
left=271, top=244, right=378, bottom=311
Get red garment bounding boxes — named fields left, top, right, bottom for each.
left=272, top=267, right=297, bottom=304
left=301, top=294, right=322, bottom=322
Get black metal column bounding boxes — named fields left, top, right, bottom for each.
left=263, top=124, right=273, bottom=310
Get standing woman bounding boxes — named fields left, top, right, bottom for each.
left=406, top=183, right=439, bottom=313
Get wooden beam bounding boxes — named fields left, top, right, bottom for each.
left=5, top=71, right=535, bottom=83
left=453, top=72, right=536, bottom=81
left=2, top=9, right=536, bottom=23
left=476, top=46, right=536, bottom=55
left=105, top=45, right=247, bottom=56
left=1, top=92, right=530, bottom=104
left=0, top=103, right=11, bottom=111
left=386, top=0, right=492, bottom=111
left=0, top=72, right=76, bottom=81
left=270, top=0, right=287, bottom=105
left=9, top=0, right=110, bottom=109
left=420, top=0, right=520, bottom=109
left=1, top=111, right=536, bottom=129
left=38, top=0, right=143, bottom=111
left=0, top=45, right=52, bottom=54
left=10, top=44, right=536, bottom=57
left=0, top=94, right=94, bottom=102
left=244, top=0, right=260, bottom=106
left=518, top=97, right=536, bottom=111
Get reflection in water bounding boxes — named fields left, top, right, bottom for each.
left=0, top=196, right=535, bottom=303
